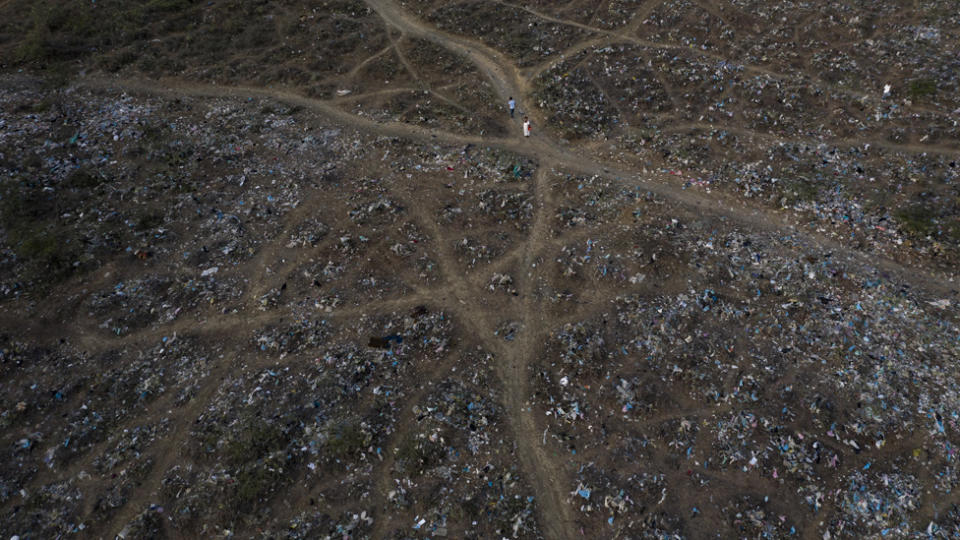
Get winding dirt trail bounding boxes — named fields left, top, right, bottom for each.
left=506, top=168, right=579, bottom=537
left=364, top=0, right=539, bottom=123
left=80, top=62, right=957, bottom=540
left=487, top=0, right=947, bottom=117
left=80, top=74, right=957, bottom=299
left=55, top=0, right=957, bottom=536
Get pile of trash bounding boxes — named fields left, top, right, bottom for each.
left=527, top=187, right=960, bottom=536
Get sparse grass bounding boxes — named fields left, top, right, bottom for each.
left=65, top=168, right=105, bottom=190
left=135, top=211, right=165, bottom=231
left=17, top=228, right=61, bottom=265
left=908, top=78, right=937, bottom=99
left=4, top=0, right=389, bottom=98
left=950, top=222, right=960, bottom=243
left=222, top=419, right=295, bottom=511
left=0, top=181, right=85, bottom=287
left=325, top=421, right=368, bottom=459
left=15, top=3, right=97, bottom=63
left=10, top=0, right=201, bottom=66
left=145, top=0, right=195, bottom=13
left=225, top=420, right=289, bottom=466
left=395, top=434, right=445, bottom=475
left=234, top=462, right=284, bottom=511
left=896, top=204, right=938, bottom=237
left=782, top=178, right=819, bottom=206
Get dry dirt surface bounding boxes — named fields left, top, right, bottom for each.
left=1, top=0, right=960, bottom=538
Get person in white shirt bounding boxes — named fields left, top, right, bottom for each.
left=523, top=117, right=531, bottom=137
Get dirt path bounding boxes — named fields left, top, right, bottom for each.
left=4, top=0, right=959, bottom=535
left=506, top=168, right=579, bottom=537
left=364, top=0, right=538, bottom=123
left=490, top=0, right=943, bottom=117
left=82, top=75, right=958, bottom=300
left=400, top=161, right=579, bottom=536
left=523, top=35, right=613, bottom=81
left=57, top=1, right=957, bottom=534
left=365, top=353, right=461, bottom=538
left=74, top=68, right=958, bottom=537
left=101, top=356, right=230, bottom=535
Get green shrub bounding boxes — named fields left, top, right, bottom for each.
left=0, top=180, right=88, bottom=289
left=233, top=464, right=282, bottom=511
left=782, top=178, right=819, bottom=206
left=225, top=421, right=288, bottom=466
left=13, top=0, right=199, bottom=65
left=144, top=0, right=195, bottom=14
left=65, top=168, right=105, bottom=189
left=12, top=227, right=83, bottom=286
left=15, top=4, right=97, bottom=63
left=395, top=434, right=445, bottom=475
left=896, top=205, right=938, bottom=237
left=135, top=211, right=165, bottom=231
left=908, top=79, right=937, bottom=99
left=325, top=421, right=368, bottom=459
left=15, top=25, right=50, bottom=63
left=18, top=229, right=60, bottom=264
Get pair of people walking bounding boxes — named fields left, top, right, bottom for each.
left=508, top=96, right=531, bottom=137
